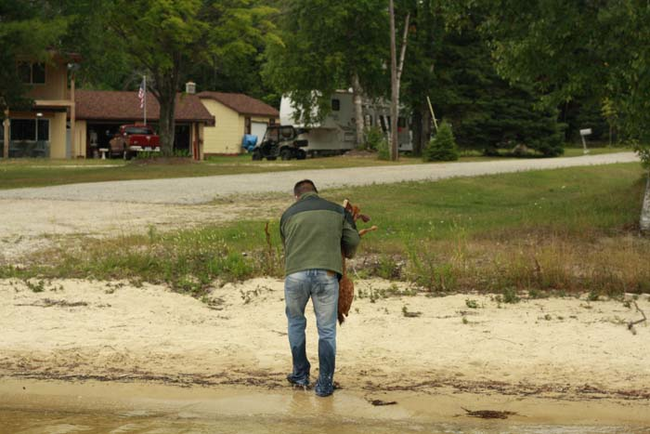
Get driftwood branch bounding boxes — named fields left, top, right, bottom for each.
left=461, top=407, right=517, bottom=419
left=627, top=301, right=647, bottom=335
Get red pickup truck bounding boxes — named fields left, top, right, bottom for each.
left=109, top=124, right=160, bottom=159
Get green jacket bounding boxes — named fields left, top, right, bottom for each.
left=280, top=192, right=361, bottom=276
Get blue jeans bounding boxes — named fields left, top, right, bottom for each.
left=285, top=269, right=339, bottom=393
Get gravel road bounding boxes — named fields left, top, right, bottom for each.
left=0, top=151, right=640, bottom=261
left=0, top=152, right=639, bottom=205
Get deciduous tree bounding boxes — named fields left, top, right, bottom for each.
left=263, top=0, right=389, bottom=146
left=479, top=0, right=650, bottom=228
left=0, top=1, right=68, bottom=112
left=105, top=0, right=276, bottom=155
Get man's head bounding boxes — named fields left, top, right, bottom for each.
left=293, top=179, right=318, bottom=199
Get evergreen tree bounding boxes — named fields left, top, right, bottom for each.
left=560, top=98, right=610, bottom=145
left=423, top=120, right=459, bottom=161
left=426, top=26, right=565, bottom=157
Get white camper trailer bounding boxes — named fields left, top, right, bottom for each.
left=280, top=90, right=412, bottom=156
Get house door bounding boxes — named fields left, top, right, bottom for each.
left=174, top=125, right=190, bottom=155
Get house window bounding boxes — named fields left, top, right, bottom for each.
left=10, top=119, right=49, bottom=141
left=32, top=63, right=46, bottom=84
left=331, top=99, right=340, bottom=111
left=18, top=63, right=32, bottom=84
left=11, top=119, right=36, bottom=141
left=17, top=62, right=46, bottom=85
left=37, top=119, right=49, bottom=141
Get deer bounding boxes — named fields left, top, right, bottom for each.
left=338, top=199, right=377, bottom=324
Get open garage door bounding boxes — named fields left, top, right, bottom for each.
left=250, top=121, right=268, bottom=146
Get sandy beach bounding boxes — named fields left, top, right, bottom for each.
left=1, top=277, right=648, bottom=402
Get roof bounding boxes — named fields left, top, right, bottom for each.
left=197, top=91, right=278, bottom=117
left=75, top=90, right=215, bottom=125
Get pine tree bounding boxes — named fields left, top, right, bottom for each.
left=427, top=27, right=565, bottom=157
left=423, top=120, right=459, bottom=162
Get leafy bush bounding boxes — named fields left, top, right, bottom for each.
left=423, top=121, right=459, bottom=162
left=364, top=126, right=384, bottom=151
left=502, top=287, right=521, bottom=304
left=377, top=136, right=391, bottom=161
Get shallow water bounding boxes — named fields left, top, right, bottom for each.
left=3, top=408, right=649, bottom=434
left=1, top=380, right=649, bottom=434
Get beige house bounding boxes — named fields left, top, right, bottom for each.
left=197, top=92, right=278, bottom=156
left=2, top=52, right=81, bottom=159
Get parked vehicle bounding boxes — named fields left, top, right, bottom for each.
left=280, top=90, right=412, bottom=156
left=250, top=125, right=308, bottom=161
left=108, top=124, right=160, bottom=159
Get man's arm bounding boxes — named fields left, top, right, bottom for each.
left=342, top=218, right=361, bottom=259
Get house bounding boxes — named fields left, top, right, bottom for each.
left=197, top=91, right=278, bottom=156
left=74, top=90, right=214, bottom=159
left=2, top=51, right=81, bottom=158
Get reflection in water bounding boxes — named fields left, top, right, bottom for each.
left=2, top=408, right=648, bottom=434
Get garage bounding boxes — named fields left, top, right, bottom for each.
left=74, top=90, right=215, bottom=159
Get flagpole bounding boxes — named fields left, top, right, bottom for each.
left=143, top=75, right=147, bottom=126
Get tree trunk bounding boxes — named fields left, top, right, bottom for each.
left=3, top=109, right=9, bottom=159
left=422, top=105, right=432, bottom=152
left=389, top=6, right=410, bottom=161
left=351, top=73, right=365, bottom=149
left=389, top=0, right=398, bottom=161
left=152, top=71, right=179, bottom=157
left=641, top=172, right=650, bottom=234
left=412, top=106, right=422, bottom=157
left=419, top=101, right=432, bottom=156
left=157, top=88, right=176, bottom=156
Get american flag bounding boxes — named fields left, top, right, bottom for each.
left=138, top=77, right=146, bottom=109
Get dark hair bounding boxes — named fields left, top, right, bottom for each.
left=294, top=179, right=318, bottom=197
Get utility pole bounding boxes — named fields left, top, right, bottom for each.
left=389, top=0, right=398, bottom=161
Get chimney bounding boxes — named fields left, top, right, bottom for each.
left=185, top=81, right=196, bottom=94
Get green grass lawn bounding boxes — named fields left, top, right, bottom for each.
left=7, top=163, right=649, bottom=298
left=0, top=146, right=632, bottom=190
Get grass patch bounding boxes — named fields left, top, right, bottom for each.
left=3, top=163, right=649, bottom=298
left=0, top=147, right=632, bottom=190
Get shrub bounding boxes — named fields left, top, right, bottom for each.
left=377, top=137, right=391, bottom=161
left=364, top=126, right=384, bottom=151
left=423, top=121, right=459, bottom=162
